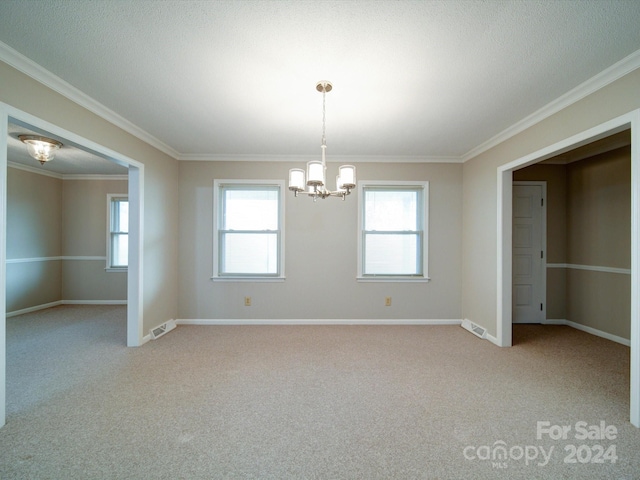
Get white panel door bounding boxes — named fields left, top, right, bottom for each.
left=512, top=184, right=545, bottom=323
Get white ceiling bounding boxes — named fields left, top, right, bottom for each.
left=1, top=0, right=640, bottom=162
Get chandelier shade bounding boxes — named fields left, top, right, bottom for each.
left=288, top=81, right=356, bottom=201
left=18, top=135, right=63, bottom=165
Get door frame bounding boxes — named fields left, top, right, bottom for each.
left=497, top=109, right=640, bottom=427
left=0, top=103, right=145, bottom=428
left=512, top=181, right=547, bottom=324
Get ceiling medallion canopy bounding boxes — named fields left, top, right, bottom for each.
left=288, top=81, right=356, bottom=201
left=18, top=135, right=63, bottom=165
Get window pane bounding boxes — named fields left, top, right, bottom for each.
left=111, top=233, right=128, bottom=267
left=111, top=199, right=129, bottom=233
left=221, top=233, right=278, bottom=274
left=224, top=189, right=278, bottom=230
left=117, top=201, right=129, bottom=233
left=364, top=190, right=418, bottom=231
left=364, top=233, right=419, bottom=275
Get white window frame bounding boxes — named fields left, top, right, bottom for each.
left=357, top=180, right=430, bottom=282
left=212, top=179, right=285, bottom=282
left=106, top=193, right=128, bottom=272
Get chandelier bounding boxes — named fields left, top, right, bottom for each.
left=288, top=81, right=356, bottom=200
left=18, top=135, right=63, bottom=165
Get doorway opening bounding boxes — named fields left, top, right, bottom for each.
left=0, top=103, right=145, bottom=428
left=498, top=109, right=640, bottom=427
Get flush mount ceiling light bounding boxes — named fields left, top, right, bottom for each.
left=18, top=135, right=63, bottom=165
left=288, top=81, right=356, bottom=201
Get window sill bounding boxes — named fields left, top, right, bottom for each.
left=210, top=276, right=286, bottom=283
left=105, top=267, right=128, bottom=273
left=357, top=276, right=431, bottom=283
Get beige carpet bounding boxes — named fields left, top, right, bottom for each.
left=1, top=305, right=639, bottom=479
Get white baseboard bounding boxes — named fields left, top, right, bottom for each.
left=543, top=319, right=630, bottom=346
left=6, top=301, right=63, bottom=318
left=61, top=300, right=127, bottom=305
left=176, top=318, right=463, bottom=326
left=7, top=299, right=127, bottom=317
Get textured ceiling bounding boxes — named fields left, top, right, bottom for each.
left=1, top=0, right=640, bottom=161
left=7, top=123, right=128, bottom=175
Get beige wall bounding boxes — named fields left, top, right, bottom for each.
left=178, top=161, right=462, bottom=320
left=514, top=147, right=631, bottom=338
left=61, top=178, right=128, bottom=301
left=6, top=169, right=129, bottom=311
left=1, top=59, right=179, bottom=331
left=567, top=148, right=630, bottom=268
left=462, top=67, right=640, bottom=338
left=62, top=179, right=127, bottom=256
left=6, top=168, right=62, bottom=311
left=566, top=147, right=630, bottom=338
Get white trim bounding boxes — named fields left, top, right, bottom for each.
left=6, top=301, right=62, bottom=318
left=356, top=277, right=431, bottom=283
left=357, top=180, right=430, bottom=280
left=630, top=109, right=640, bottom=428
left=463, top=48, right=640, bottom=162
left=547, top=263, right=631, bottom=275
left=7, top=256, right=61, bottom=264
left=542, top=319, right=630, bottom=347
left=176, top=318, right=462, bottom=326
left=8, top=162, right=128, bottom=180
left=63, top=174, right=128, bottom=181
left=497, top=109, right=640, bottom=427
left=127, top=165, right=144, bottom=347
left=497, top=168, right=513, bottom=347
left=106, top=193, right=128, bottom=270
left=64, top=256, right=107, bottom=261
left=210, top=277, right=285, bottom=282
left=178, top=153, right=462, bottom=164
left=8, top=161, right=62, bottom=179
left=0, top=41, right=179, bottom=160
left=61, top=300, right=127, bottom=305
left=0, top=109, right=7, bottom=428
left=6, top=299, right=127, bottom=318
left=6, top=256, right=106, bottom=263
left=212, top=179, right=286, bottom=280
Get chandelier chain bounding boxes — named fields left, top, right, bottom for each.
left=322, top=87, right=326, bottom=147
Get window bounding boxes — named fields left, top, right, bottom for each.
left=213, top=180, right=284, bottom=280
left=358, top=181, right=429, bottom=280
left=107, top=194, right=128, bottom=270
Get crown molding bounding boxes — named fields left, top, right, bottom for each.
left=8, top=161, right=62, bottom=179
left=0, top=41, right=180, bottom=160
left=177, top=153, right=463, bottom=164
left=462, top=48, right=640, bottom=163
left=8, top=161, right=127, bottom=180
left=62, top=174, right=128, bottom=181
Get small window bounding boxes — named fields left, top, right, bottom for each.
left=107, top=195, right=128, bottom=270
left=358, top=181, right=429, bottom=281
left=213, top=180, right=284, bottom=280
